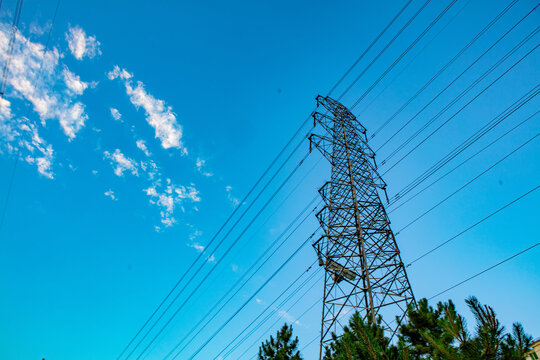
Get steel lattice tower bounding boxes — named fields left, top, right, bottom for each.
left=309, top=95, right=414, bottom=358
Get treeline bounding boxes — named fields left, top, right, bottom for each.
left=257, top=296, right=535, bottom=360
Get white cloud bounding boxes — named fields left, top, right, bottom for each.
left=92, top=169, right=98, bottom=175
left=256, top=298, right=263, bottom=304
left=103, top=149, right=139, bottom=177
left=104, top=189, right=117, bottom=200
left=225, top=185, right=240, bottom=207
left=196, top=157, right=213, bottom=177
left=110, top=107, right=122, bottom=121
left=65, top=25, right=101, bottom=60
left=0, top=24, right=89, bottom=139
left=277, top=310, right=300, bottom=325
left=0, top=114, right=54, bottom=179
left=62, top=67, right=88, bottom=95
left=206, top=254, right=216, bottom=263
left=143, top=181, right=200, bottom=227
left=189, top=242, right=205, bottom=253
left=136, top=139, right=151, bottom=156
left=108, top=65, right=185, bottom=151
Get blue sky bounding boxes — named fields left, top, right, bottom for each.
left=0, top=0, right=539, bottom=359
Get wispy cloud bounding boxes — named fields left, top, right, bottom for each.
left=225, top=185, right=240, bottom=207
left=0, top=23, right=90, bottom=140
left=108, top=66, right=185, bottom=152
left=136, top=139, right=151, bottom=157
left=65, top=25, right=101, bottom=60
left=103, top=149, right=139, bottom=177
left=104, top=189, right=117, bottom=200
left=195, top=157, right=213, bottom=177
left=143, top=180, right=200, bottom=227
left=62, top=67, right=89, bottom=95
left=110, top=107, right=122, bottom=121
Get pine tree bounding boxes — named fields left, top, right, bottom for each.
left=258, top=323, right=302, bottom=360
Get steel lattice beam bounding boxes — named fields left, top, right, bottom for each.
left=309, top=95, right=414, bottom=359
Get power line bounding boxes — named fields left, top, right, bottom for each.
left=349, top=0, right=460, bottom=110
left=215, top=266, right=321, bottom=360
left=387, top=85, right=540, bottom=208
left=428, top=241, right=540, bottom=300
left=381, top=34, right=539, bottom=175
left=184, top=230, right=318, bottom=359
left=369, top=0, right=521, bottom=139
left=396, top=128, right=540, bottom=234
left=119, top=134, right=311, bottom=360
left=0, top=0, right=61, bottom=237
left=231, top=280, right=322, bottom=359
left=0, top=0, right=24, bottom=96
left=389, top=111, right=539, bottom=212
left=327, top=0, right=414, bottom=96
left=162, top=197, right=320, bottom=359
left=375, top=4, right=539, bottom=154
left=356, top=0, right=474, bottom=119
left=337, top=0, right=434, bottom=100
left=408, top=184, right=540, bottom=266
left=131, top=152, right=312, bottom=360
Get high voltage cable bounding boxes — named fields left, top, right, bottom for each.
left=408, top=185, right=540, bottom=266
left=381, top=34, right=539, bottom=175
left=229, top=278, right=322, bottom=359
left=386, top=85, right=540, bottom=208
left=219, top=269, right=322, bottom=359
left=225, top=155, right=323, bottom=267
left=119, top=136, right=311, bottom=360
left=0, top=0, right=23, bottom=96
left=119, top=0, right=426, bottom=354
left=215, top=267, right=322, bottom=360
left=349, top=0, right=460, bottom=110
left=161, top=197, right=320, bottom=359
left=132, top=152, right=313, bottom=360
left=0, top=0, right=61, bottom=237
left=428, top=241, right=540, bottom=300
left=327, top=0, right=414, bottom=96
left=356, top=0, right=474, bottom=119
left=381, top=27, right=539, bottom=169
left=337, top=0, right=434, bottom=101
left=376, top=4, right=539, bottom=154
left=370, top=0, right=521, bottom=139
left=396, top=129, right=540, bottom=234
left=389, top=111, right=539, bottom=213
left=184, top=231, right=319, bottom=360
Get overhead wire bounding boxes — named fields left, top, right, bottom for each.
left=381, top=32, right=539, bottom=175
left=337, top=0, right=434, bottom=100
left=215, top=266, right=322, bottom=360
left=327, top=0, right=414, bottom=96
left=428, top=240, right=540, bottom=300
left=356, top=0, right=474, bottom=119
left=184, top=230, right=320, bottom=360
left=385, top=84, right=540, bottom=205
left=231, top=279, right=322, bottom=359
left=408, top=184, right=540, bottom=267
left=120, top=134, right=311, bottom=360
left=161, top=196, right=321, bottom=359
left=369, top=0, right=521, bottom=139
left=0, top=0, right=61, bottom=237
left=131, top=152, right=313, bottom=360
left=349, top=0, right=460, bottom=110
left=388, top=111, right=539, bottom=213
left=395, top=129, right=540, bottom=234
left=375, top=4, right=539, bottom=153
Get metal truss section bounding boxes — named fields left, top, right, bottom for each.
left=309, top=95, right=414, bottom=358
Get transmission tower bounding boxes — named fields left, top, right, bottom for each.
left=309, top=95, right=414, bottom=358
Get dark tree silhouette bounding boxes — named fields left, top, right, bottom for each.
left=258, top=323, right=302, bottom=360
